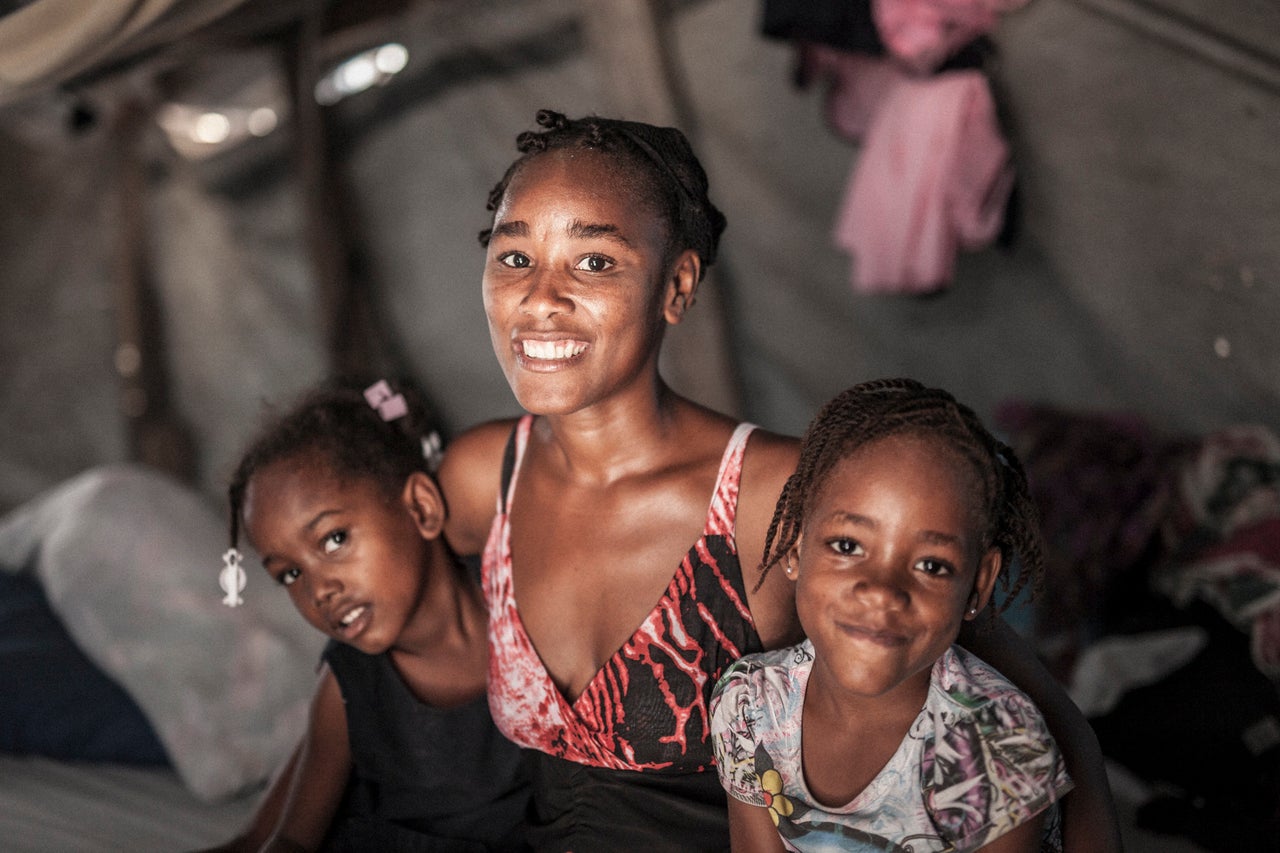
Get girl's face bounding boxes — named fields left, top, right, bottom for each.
left=790, top=434, right=1001, bottom=705
left=242, top=450, right=434, bottom=655
left=482, top=149, right=699, bottom=416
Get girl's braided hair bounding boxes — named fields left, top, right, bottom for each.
left=759, top=378, right=1044, bottom=614
left=226, top=380, right=438, bottom=551
left=478, top=109, right=727, bottom=280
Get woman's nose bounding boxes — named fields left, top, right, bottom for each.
left=519, top=267, right=571, bottom=318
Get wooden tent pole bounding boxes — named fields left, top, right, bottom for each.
left=579, top=0, right=744, bottom=418
left=110, top=94, right=197, bottom=482
left=284, top=2, right=374, bottom=378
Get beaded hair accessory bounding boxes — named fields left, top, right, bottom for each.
left=364, top=379, right=408, bottom=421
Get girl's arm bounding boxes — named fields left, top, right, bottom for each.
left=975, top=810, right=1047, bottom=853
left=195, top=667, right=350, bottom=853
left=727, top=798, right=787, bottom=853
left=961, top=617, right=1122, bottom=853
left=262, top=665, right=352, bottom=852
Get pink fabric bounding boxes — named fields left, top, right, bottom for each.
left=810, top=46, right=1013, bottom=294
left=873, top=0, right=1030, bottom=74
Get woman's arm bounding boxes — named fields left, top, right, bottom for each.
left=728, top=797, right=787, bottom=853
left=961, top=617, right=1122, bottom=853
left=735, top=429, right=803, bottom=649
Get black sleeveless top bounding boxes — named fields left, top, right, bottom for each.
left=322, top=639, right=532, bottom=852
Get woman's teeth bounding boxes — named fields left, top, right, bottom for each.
left=522, top=340, right=586, bottom=360
left=341, top=605, right=366, bottom=627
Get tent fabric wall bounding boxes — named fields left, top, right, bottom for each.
left=0, top=0, right=1277, bottom=511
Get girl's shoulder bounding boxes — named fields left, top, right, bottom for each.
left=438, top=417, right=523, bottom=556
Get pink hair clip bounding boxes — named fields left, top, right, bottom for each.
left=364, top=380, right=408, bottom=422
left=220, top=548, right=246, bottom=607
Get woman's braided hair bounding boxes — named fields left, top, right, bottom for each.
left=759, top=378, right=1044, bottom=614
left=478, top=109, right=727, bottom=280
left=226, top=380, right=438, bottom=551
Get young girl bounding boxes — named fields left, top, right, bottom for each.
left=210, top=381, right=530, bottom=853
left=439, top=111, right=1116, bottom=851
left=710, top=379, right=1072, bottom=852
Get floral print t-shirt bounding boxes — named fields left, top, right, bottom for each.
left=710, top=641, right=1072, bottom=852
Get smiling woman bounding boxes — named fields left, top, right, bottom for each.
left=438, top=111, right=1121, bottom=852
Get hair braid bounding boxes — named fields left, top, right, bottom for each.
left=757, top=378, right=1045, bottom=614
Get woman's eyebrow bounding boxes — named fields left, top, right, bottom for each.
left=489, top=220, right=529, bottom=239
left=568, top=219, right=632, bottom=245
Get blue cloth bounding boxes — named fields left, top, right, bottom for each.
left=0, top=569, right=167, bottom=764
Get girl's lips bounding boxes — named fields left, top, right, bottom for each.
left=837, top=622, right=907, bottom=647
left=336, top=604, right=372, bottom=641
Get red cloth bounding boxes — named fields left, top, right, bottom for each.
left=806, top=46, right=1013, bottom=294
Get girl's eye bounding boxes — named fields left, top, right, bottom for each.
left=277, top=567, right=301, bottom=587
left=915, top=558, right=955, bottom=577
left=574, top=254, right=614, bottom=273
left=498, top=251, right=531, bottom=269
left=322, top=530, right=348, bottom=554
left=828, top=538, right=864, bottom=557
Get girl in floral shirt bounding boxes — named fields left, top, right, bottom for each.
left=711, top=379, right=1072, bottom=853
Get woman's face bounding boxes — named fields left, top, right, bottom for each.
left=482, top=150, right=692, bottom=416
left=791, top=435, right=1001, bottom=705
left=242, top=451, right=430, bottom=655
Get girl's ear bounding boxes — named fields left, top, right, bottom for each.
left=402, top=472, right=445, bottom=540
left=662, top=249, right=701, bottom=325
left=964, top=546, right=1003, bottom=620
left=782, top=535, right=803, bottom=583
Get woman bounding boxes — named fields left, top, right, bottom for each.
left=439, top=110, right=1119, bottom=852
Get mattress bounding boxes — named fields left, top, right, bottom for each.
left=0, top=755, right=257, bottom=852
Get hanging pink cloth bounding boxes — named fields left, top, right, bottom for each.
left=872, top=0, right=1030, bottom=73
left=804, top=45, right=1014, bottom=295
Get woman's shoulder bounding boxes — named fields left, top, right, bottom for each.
left=438, top=417, right=523, bottom=555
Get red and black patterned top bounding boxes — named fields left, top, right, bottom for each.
left=483, top=415, right=764, bottom=773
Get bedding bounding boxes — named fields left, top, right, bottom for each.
left=0, top=754, right=257, bottom=852
left=0, top=464, right=324, bottom=802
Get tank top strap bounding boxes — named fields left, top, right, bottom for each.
left=496, top=415, right=535, bottom=516
left=704, top=422, right=758, bottom=538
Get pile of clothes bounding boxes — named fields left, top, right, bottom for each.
left=763, top=0, right=1028, bottom=294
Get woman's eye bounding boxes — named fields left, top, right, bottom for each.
left=277, top=567, right=301, bottom=587
left=574, top=254, right=614, bottom=273
left=498, top=251, right=531, bottom=269
left=915, top=558, right=954, bottom=577
left=322, top=530, right=348, bottom=554
left=828, top=538, right=864, bottom=557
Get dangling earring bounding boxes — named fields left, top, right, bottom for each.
left=220, top=548, right=246, bottom=607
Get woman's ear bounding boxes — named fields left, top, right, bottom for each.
left=402, top=472, right=445, bottom=540
left=662, top=249, right=701, bottom=325
left=964, top=546, right=1003, bottom=620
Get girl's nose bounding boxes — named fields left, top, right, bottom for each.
left=311, top=571, right=342, bottom=606
left=851, top=571, right=909, bottom=610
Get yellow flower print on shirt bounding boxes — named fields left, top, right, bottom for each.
left=761, top=769, right=795, bottom=825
